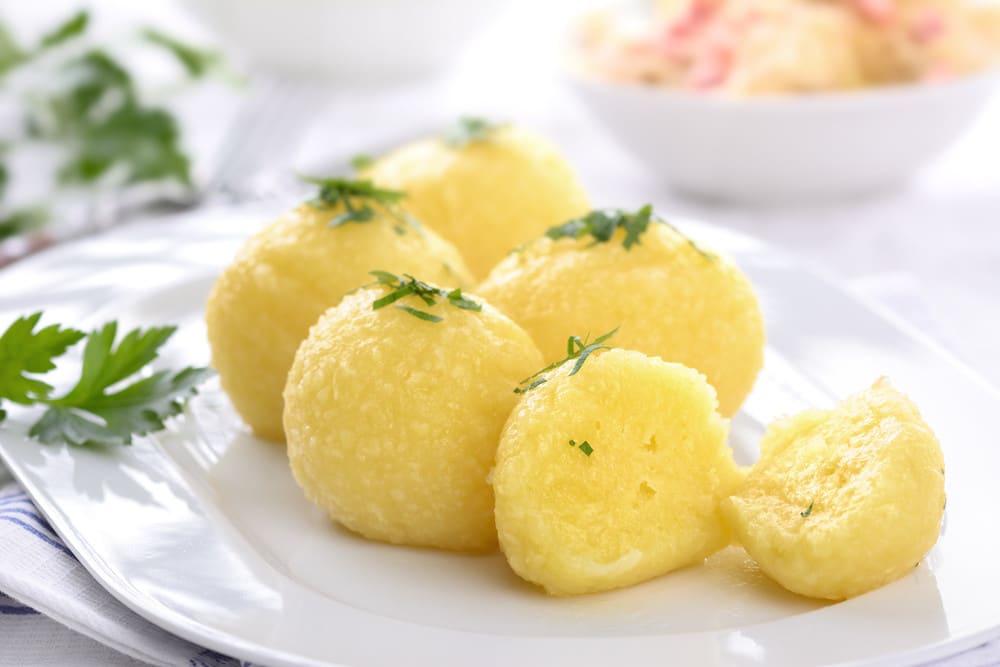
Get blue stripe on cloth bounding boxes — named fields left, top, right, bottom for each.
left=0, top=495, right=30, bottom=507
left=0, top=604, right=40, bottom=615
left=0, top=516, right=74, bottom=557
left=0, top=507, right=53, bottom=540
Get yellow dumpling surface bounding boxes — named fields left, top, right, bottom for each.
left=493, top=348, right=743, bottom=595
left=365, top=126, right=590, bottom=279
left=284, top=285, right=542, bottom=552
left=724, top=378, right=945, bottom=600
left=478, top=224, right=765, bottom=417
left=205, top=204, right=472, bottom=442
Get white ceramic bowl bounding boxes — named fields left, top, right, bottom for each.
left=568, top=70, right=1000, bottom=203
left=180, top=0, right=509, bottom=82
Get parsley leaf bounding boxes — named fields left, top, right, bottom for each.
left=514, top=327, right=618, bottom=394
left=0, top=207, right=49, bottom=241
left=546, top=205, right=715, bottom=259
left=443, top=116, right=506, bottom=148
left=350, top=154, right=376, bottom=171
left=30, top=321, right=212, bottom=447
left=369, top=270, right=481, bottom=323
left=38, top=10, right=89, bottom=51
left=60, top=103, right=191, bottom=185
left=0, top=23, right=24, bottom=76
left=142, top=28, right=222, bottom=79
left=0, top=313, right=84, bottom=419
left=568, top=439, right=594, bottom=456
left=301, top=176, right=415, bottom=231
left=28, top=49, right=192, bottom=187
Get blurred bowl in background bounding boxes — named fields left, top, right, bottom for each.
left=180, top=0, right=510, bottom=82
left=568, top=70, right=1000, bottom=203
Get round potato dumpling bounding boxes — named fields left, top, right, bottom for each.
left=364, top=122, right=590, bottom=279
left=723, top=378, right=945, bottom=600
left=493, top=348, right=744, bottom=595
left=205, top=201, right=472, bottom=442
left=478, top=216, right=765, bottom=417
left=284, top=279, right=543, bottom=552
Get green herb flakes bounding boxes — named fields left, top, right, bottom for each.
left=514, top=327, right=618, bottom=394
left=545, top=205, right=715, bottom=259
left=443, top=116, right=506, bottom=148
left=369, top=271, right=482, bottom=324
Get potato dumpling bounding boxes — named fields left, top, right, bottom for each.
left=478, top=210, right=764, bottom=416
left=493, top=348, right=744, bottom=595
left=724, top=378, right=945, bottom=600
left=206, top=198, right=472, bottom=442
left=284, top=278, right=542, bottom=551
left=364, top=121, right=590, bottom=279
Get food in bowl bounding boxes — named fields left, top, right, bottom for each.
left=478, top=206, right=765, bottom=417
left=493, top=346, right=743, bottom=596
left=724, top=378, right=946, bottom=600
left=575, top=0, right=1000, bottom=94
left=363, top=118, right=590, bottom=280
left=283, top=273, right=542, bottom=552
left=205, top=179, right=472, bottom=442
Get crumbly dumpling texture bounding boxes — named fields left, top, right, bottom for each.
left=205, top=205, right=471, bottom=442
left=365, top=126, right=590, bottom=279
left=493, top=349, right=743, bottom=595
left=284, top=287, right=542, bottom=552
left=724, top=378, right=945, bottom=600
left=478, top=225, right=764, bottom=417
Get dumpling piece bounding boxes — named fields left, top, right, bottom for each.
left=478, top=206, right=765, bottom=417
left=363, top=118, right=590, bottom=279
left=284, top=273, right=542, bottom=552
left=493, top=346, right=743, bottom=595
left=205, top=179, right=472, bottom=442
left=724, top=378, right=946, bottom=600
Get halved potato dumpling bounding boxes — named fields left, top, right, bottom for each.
left=724, top=378, right=945, bottom=600
left=493, top=348, right=743, bottom=595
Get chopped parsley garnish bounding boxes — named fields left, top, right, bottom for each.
left=443, top=116, right=506, bottom=148
left=568, top=439, right=594, bottom=457
left=301, top=175, right=418, bottom=234
left=514, top=327, right=618, bottom=394
left=800, top=502, right=814, bottom=518
left=369, top=271, right=481, bottom=323
left=349, top=153, right=376, bottom=171
left=545, top=205, right=715, bottom=259
left=0, top=313, right=212, bottom=447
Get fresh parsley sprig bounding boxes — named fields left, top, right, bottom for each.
left=0, top=313, right=212, bottom=447
left=443, top=116, right=506, bottom=148
left=369, top=270, right=481, bottom=323
left=301, top=176, right=418, bottom=235
left=545, top=205, right=715, bottom=259
left=514, top=327, right=619, bottom=394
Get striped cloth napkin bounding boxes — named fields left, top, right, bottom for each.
left=0, top=465, right=251, bottom=667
